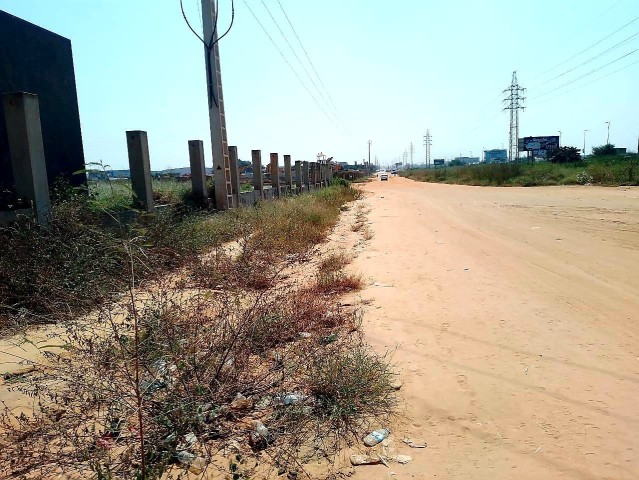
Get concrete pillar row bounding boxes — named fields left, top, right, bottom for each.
left=229, top=146, right=241, bottom=208
left=302, top=161, right=310, bottom=188
left=309, top=162, right=316, bottom=187
left=294, top=160, right=302, bottom=193
left=284, top=154, right=292, bottom=193
left=126, top=130, right=154, bottom=212
left=270, top=152, right=280, bottom=197
left=1, top=92, right=51, bottom=225
left=188, top=140, right=208, bottom=205
left=251, top=150, right=263, bottom=198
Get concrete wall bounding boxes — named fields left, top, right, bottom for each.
left=0, top=10, right=85, bottom=190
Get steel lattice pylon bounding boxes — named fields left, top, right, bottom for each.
left=503, top=71, right=526, bottom=162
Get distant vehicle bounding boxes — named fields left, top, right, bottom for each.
left=380, top=173, right=389, bottom=181
left=391, top=169, right=398, bottom=175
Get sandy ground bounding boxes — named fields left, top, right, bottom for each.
left=347, top=177, right=639, bottom=480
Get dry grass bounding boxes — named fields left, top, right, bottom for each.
left=315, top=271, right=364, bottom=294
left=318, top=252, right=352, bottom=275
left=0, top=185, right=359, bottom=332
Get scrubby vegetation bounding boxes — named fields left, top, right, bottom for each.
left=402, top=154, right=638, bottom=187
left=0, top=182, right=359, bottom=331
left=0, top=180, right=395, bottom=479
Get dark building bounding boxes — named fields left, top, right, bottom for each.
left=0, top=10, right=85, bottom=190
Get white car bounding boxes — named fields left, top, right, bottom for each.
left=380, top=173, right=389, bottom=181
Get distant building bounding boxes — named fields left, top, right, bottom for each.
left=453, top=156, right=480, bottom=165
left=484, top=149, right=508, bottom=163
left=614, top=147, right=627, bottom=155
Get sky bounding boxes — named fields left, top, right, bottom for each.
left=1, top=0, right=638, bottom=169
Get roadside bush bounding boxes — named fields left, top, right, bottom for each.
left=549, top=146, right=582, bottom=164
left=305, top=345, right=395, bottom=433
left=592, top=143, right=616, bottom=156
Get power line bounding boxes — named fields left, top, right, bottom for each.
left=534, top=48, right=638, bottom=100
left=531, top=30, right=639, bottom=90
left=276, top=0, right=340, bottom=117
left=469, top=110, right=503, bottom=132
left=241, top=0, right=342, bottom=131
left=259, top=0, right=339, bottom=123
left=567, top=0, right=625, bottom=40
left=534, top=16, right=639, bottom=80
left=530, top=57, right=639, bottom=108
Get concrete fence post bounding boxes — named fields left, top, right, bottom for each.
left=302, top=161, right=310, bottom=189
left=188, top=140, right=207, bottom=205
left=270, top=152, right=280, bottom=197
left=229, top=146, right=241, bottom=207
left=294, top=160, right=302, bottom=193
left=284, top=154, right=292, bottom=194
left=252, top=149, right=263, bottom=199
left=2, top=92, right=51, bottom=225
left=126, top=130, right=154, bottom=212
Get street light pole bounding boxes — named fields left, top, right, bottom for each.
left=583, top=129, right=589, bottom=158
left=367, top=140, right=372, bottom=172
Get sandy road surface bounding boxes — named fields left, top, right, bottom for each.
left=351, top=177, right=639, bottom=479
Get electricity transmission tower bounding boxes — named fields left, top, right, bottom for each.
left=402, top=150, right=408, bottom=167
left=423, top=130, right=432, bottom=167
left=409, top=142, right=415, bottom=169
left=502, top=71, right=526, bottom=162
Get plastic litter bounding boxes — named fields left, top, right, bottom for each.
left=363, top=428, right=390, bottom=447
left=274, top=393, right=305, bottom=406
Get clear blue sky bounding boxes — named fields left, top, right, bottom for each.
left=1, top=0, right=638, bottom=169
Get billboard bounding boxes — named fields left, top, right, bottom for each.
left=518, top=136, right=559, bottom=157
left=433, top=159, right=445, bottom=166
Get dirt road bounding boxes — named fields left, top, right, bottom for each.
left=350, top=177, right=639, bottom=479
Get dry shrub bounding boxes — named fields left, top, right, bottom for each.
left=362, top=227, right=374, bottom=241
left=350, top=220, right=365, bottom=232
left=265, top=343, right=396, bottom=469
left=317, top=252, right=352, bottom=275
left=314, top=271, right=364, bottom=295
